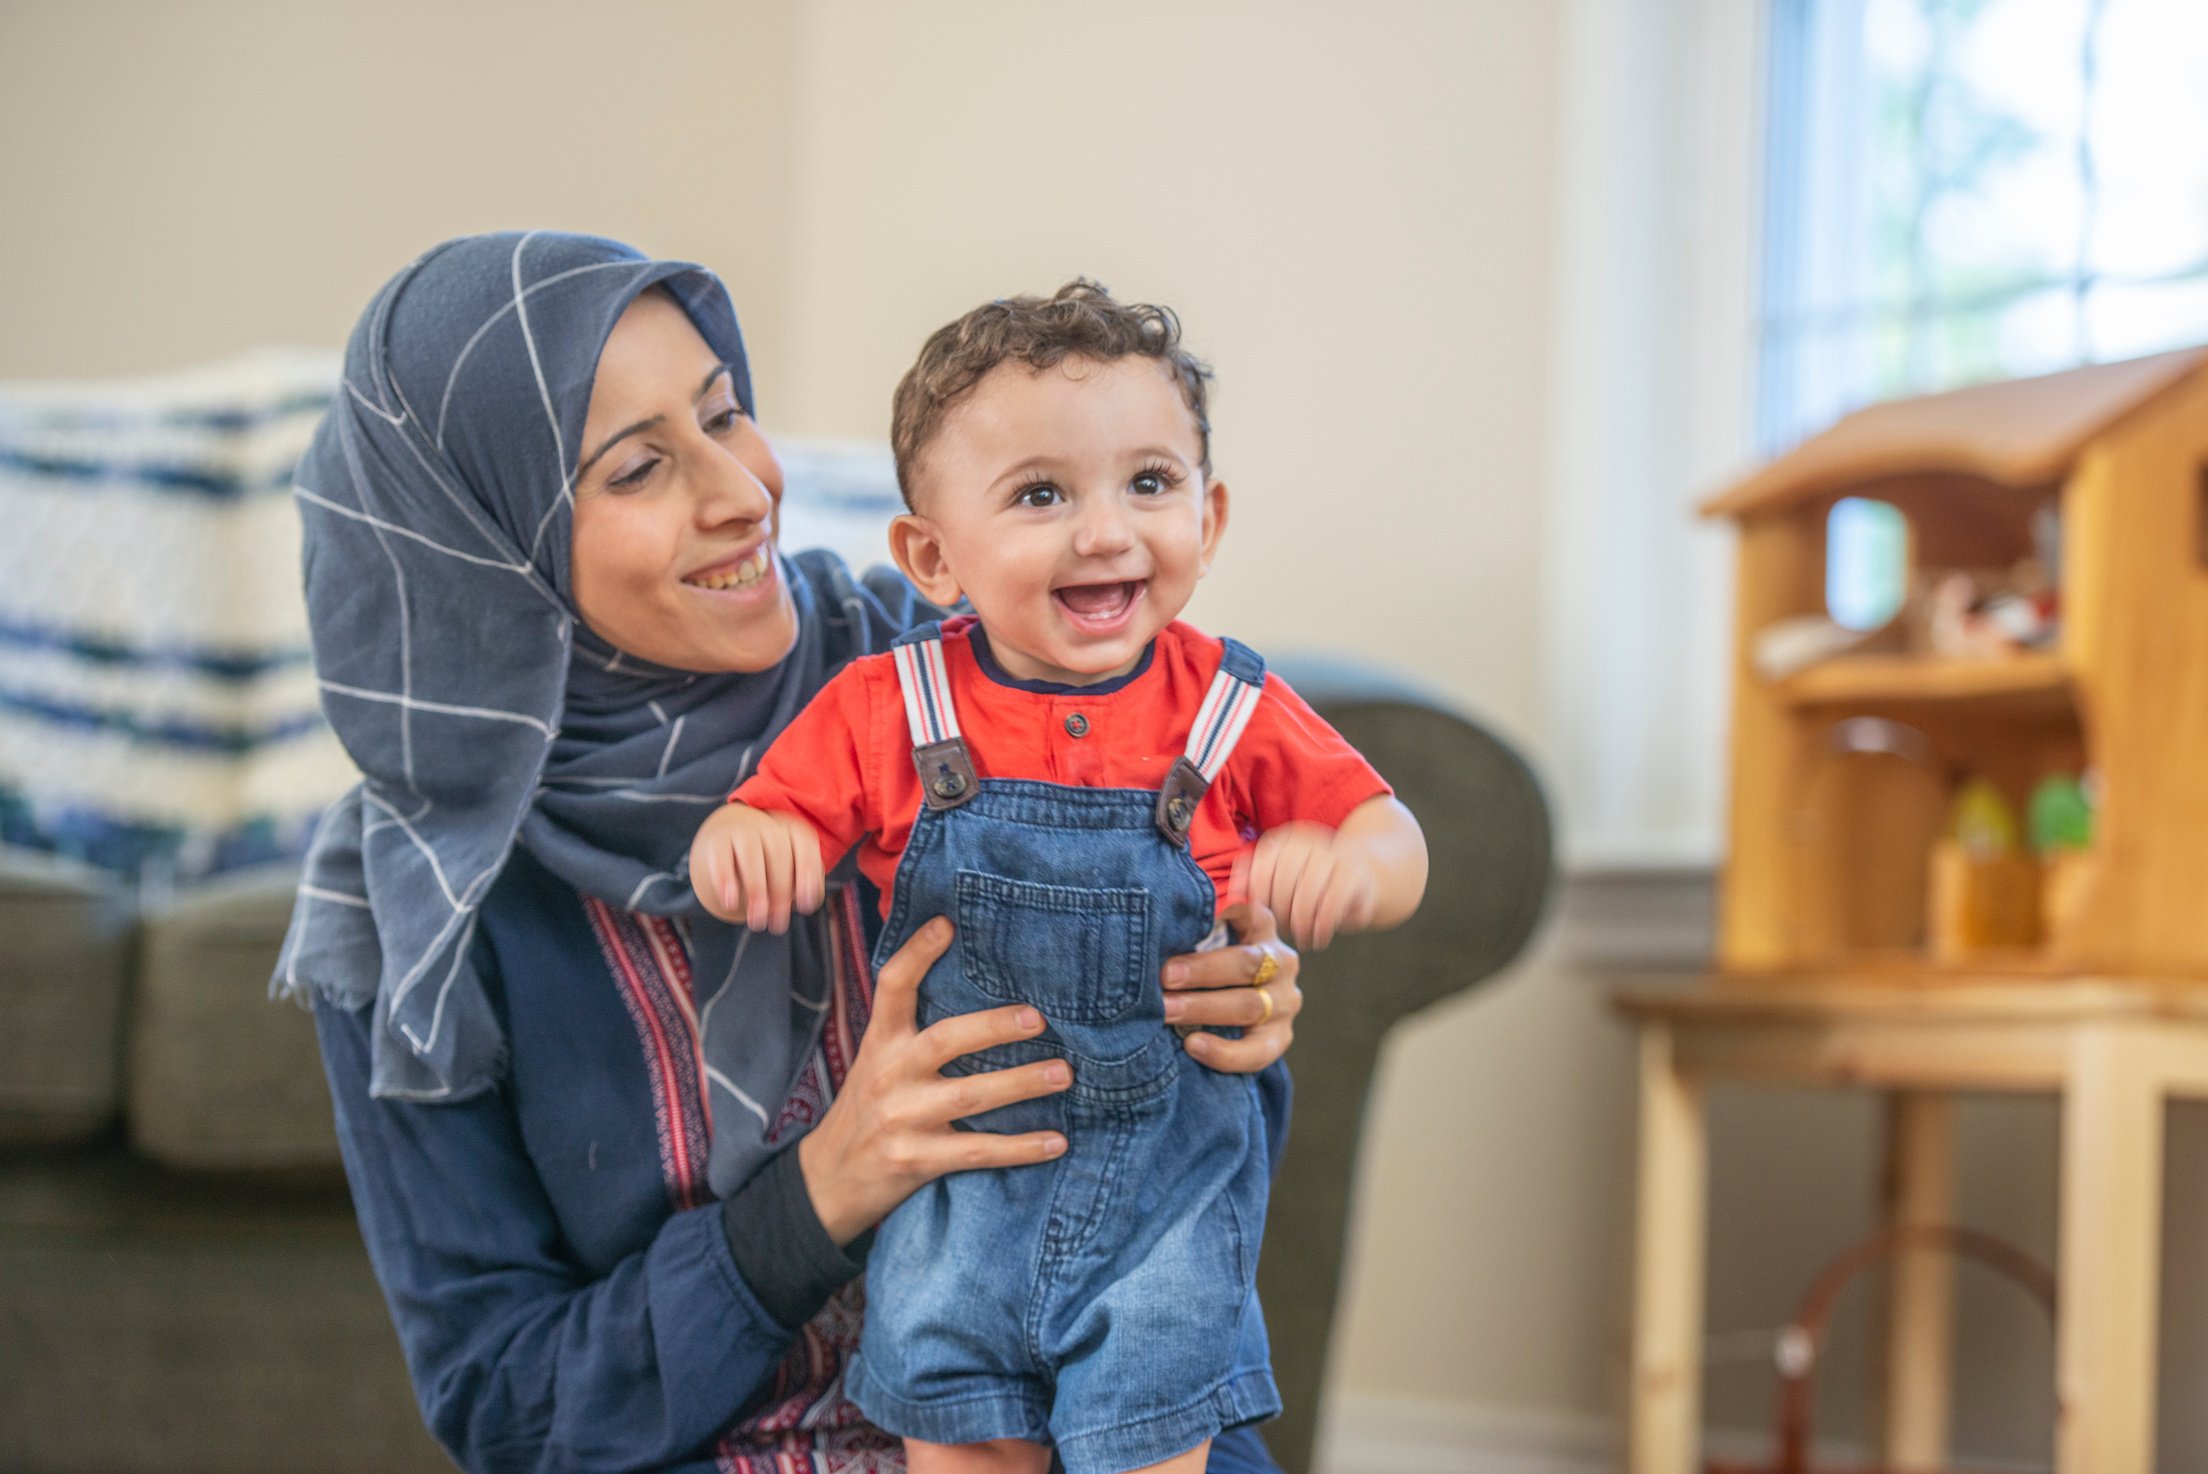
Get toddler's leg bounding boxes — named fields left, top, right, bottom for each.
left=904, top=1436, right=1052, bottom=1474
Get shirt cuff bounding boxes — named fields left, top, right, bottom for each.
left=720, top=1144, right=872, bottom=1330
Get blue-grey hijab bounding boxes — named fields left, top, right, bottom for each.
left=276, top=231, right=898, bottom=1195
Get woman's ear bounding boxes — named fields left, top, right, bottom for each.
left=1198, top=479, right=1229, bottom=577
left=889, top=513, right=964, bottom=607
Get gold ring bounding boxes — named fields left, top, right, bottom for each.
left=1251, top=952, right=1280, bottom=989
left=1253, top=985, right=1275, bottom=1026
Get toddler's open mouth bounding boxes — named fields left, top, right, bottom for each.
left=1053, top=580, right=1145, bottom=631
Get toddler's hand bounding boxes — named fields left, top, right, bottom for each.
left=689, top=803, right=826, bottom=933
left=1236, top=822, right=1378, bottom=950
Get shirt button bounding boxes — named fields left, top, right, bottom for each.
left=1064, top=713, right=1090, bottom=738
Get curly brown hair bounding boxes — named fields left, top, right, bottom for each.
left=889, top=279, right=1214, bottom=507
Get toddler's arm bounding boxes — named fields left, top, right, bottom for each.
left=1240, top=795, right=1428, bottom=950
left=689, top=802, right=827, bottom=934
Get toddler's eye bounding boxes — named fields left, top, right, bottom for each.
left=1131, top=471, right=1166, bottom=496
left=1014, top=482, right=1063, bottom=508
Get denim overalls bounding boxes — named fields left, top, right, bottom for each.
left=844, top=624, right=1282, bottom=1474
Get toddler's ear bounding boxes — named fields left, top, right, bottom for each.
left=888, top=513, right=964, bottom=608
left=1199, top=479, right=1230, bottom=576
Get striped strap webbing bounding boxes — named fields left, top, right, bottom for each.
left=891, top=635, right=962, bottom=748
left=1183, top=660, right=1263, bottom=783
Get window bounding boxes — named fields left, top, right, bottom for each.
left=1760, top=0, right=2208, bottom=453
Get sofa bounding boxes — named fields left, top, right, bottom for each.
left=0, top=655, right=1550, bottom=1474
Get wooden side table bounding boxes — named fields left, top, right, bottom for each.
left=1615, top=977, right=2208, bottom=1474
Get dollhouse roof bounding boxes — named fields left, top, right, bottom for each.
left=1703, top=346, right=2208, bottom=519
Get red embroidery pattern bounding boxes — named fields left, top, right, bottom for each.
left=585, top=897, right=710, bottom=1210
left=653, top=885, right=895, bottom=1474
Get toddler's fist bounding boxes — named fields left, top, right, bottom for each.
left=1236, top=821, right=1378, bottom=950
left=689, top=803, right=827, bottom=934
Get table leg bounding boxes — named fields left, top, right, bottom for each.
left=1629, top=1023, right=1706, bottom=1474
left=2057, top=1024, right=2164, bottom=1474
left=1879, top=1092, right=1954, bottom=1471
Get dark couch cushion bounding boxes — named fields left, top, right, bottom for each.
left=129, top=866, right=340, bottom=1170
left=0, top=848, right=134, bottom=1146
left=0, top=1151, right=447, bottom=1474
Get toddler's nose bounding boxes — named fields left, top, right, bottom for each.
left=1071, top=499, right=1137, bottom=557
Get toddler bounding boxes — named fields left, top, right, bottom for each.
left=690, top=282, right=1427, bottom=1474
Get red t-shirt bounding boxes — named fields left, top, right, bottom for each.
left=731, top=618, right=1391, bottom=918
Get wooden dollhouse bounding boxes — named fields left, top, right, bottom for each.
left=1702, top=345, right=2208, bottom=980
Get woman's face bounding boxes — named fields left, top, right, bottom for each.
left=571, top=290, right=797, bottom=673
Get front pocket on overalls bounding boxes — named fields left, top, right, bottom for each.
left=954, top=871, right=1151, bottom=1023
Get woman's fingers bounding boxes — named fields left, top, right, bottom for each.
left=1168, top=970, right=1295, bottom=1029
left=869, top=916, right=953, bottom=1039
left=1162, top=907, right=1297, bottom=993
left=923, top=1129, right=1069, bottom=1174
left=1157, top=900, right=1302, bottom=1074
left=917, top=1057, right=1072, bottom=1126
left=1185, top=1015, right=1294, bottom=1073
left=913, top=1000, right=1048, bottom=1074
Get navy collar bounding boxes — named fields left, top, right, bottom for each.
left=969, top=625, right=1156, bottom=697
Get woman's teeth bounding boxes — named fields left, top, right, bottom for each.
left=685, top=549, right=770, bottom=591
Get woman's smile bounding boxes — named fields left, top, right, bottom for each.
left=682, top=543, right=776, bottom=594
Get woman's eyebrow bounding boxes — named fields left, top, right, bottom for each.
left=576, top=365, right=735, bottom=480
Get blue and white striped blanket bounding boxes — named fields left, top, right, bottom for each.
left=0, top=349, right=901, bottom=889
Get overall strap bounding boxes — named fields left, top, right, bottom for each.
left=888, top=624, right=978, bottom=809
left=1156, top=637, right=1268, bottom=844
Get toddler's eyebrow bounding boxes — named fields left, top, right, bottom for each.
left=987, top=455, right=1059, bottom=491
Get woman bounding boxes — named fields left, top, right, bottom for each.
left=277, top=231, right=1304, bottom=1474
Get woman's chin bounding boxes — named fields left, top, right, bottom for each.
left=697, top=595, right=800, bottom=674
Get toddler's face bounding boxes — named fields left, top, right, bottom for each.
left=893, top=356, right=1225, bottom=686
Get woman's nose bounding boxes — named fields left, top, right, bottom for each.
left=694, top=441, right=776, bottom=529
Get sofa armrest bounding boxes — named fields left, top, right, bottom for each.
left=1257, top=654, right=1555, bottom=1473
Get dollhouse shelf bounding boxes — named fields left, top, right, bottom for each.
left=1771, top=651, right=2072, bottom=710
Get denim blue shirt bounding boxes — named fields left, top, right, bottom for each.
left=315, top=842, right=1291, bottom=1473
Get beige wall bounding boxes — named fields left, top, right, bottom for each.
left=771, top=0, right=1557, bottom=746
left=0, top=0, right=804, bottom=387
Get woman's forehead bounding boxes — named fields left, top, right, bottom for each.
left=586, top=292, right=728, bottom=427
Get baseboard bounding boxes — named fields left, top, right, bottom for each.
left=1313, top=1393, right=2045, bottom=1474
left=1312, top=1393, right=1611, bottom=1474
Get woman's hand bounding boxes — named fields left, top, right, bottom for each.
left=796, top=918, right=1071, bottom=1246
left=1159, top=902, right=1302, bottom=1073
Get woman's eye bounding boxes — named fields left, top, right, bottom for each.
left=608, top=456, right=661, bottom=491
left=704, top=405, right=744, bottom=435
left=1015, top=483, right=1062, bottom=508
